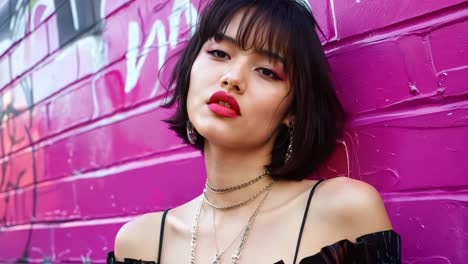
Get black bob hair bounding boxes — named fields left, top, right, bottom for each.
left=162, top=0, right=346, bottom=181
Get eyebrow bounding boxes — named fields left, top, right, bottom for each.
left=214, top=33, right=286, bottom=66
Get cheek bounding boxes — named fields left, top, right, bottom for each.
left=187, top=57, right=214, bottom=117
left=189, top=58, right=202, bottom=89
left=190, top=58, right=219, bottom=92
left=188, top=57, right=205, bottom=95
left=242, top=95, right=291, bottom=138
left=186, top=69, right=199, bottom=119
left=248, top=85, right=292, bottom=119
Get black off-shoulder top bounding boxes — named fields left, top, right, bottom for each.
left=107, top=180, right=401, bottom=264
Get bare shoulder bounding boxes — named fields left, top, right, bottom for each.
left=316, top=176, right=393, bottom=238
left=113, top=197, right=200, bottom=262
left=113, top=211, right=165, bottom=262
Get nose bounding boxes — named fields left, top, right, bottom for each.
left=221, top=79, right=241, bottom=93
left=220, top=62, right=247, bottom=94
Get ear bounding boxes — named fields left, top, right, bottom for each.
left=282, top=113, right=295, bottom=128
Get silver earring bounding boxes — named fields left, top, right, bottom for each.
left=285, top=125, right=294, bottom=163
left=186, top=120, right=197, bottom=145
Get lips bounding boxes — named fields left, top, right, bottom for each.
left=207, top=91, right=241, bottom=118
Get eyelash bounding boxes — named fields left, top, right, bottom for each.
left=206, top=49, right=281, bottom=81
left=207, top=49, right=230, bottom=59
left=256, top=68, right=281, bottom=80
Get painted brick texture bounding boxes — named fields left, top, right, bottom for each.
left=0, top=0, right=466, bottom=263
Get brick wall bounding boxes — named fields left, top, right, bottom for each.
left=0, top=0, right=466, bottom=263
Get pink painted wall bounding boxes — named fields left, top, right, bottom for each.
left=0, top=0, right=466, bottom=263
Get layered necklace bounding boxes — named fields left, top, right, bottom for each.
left=190, top=170, right=275, bottom=264
left=206, top=170, right=268, bottom=193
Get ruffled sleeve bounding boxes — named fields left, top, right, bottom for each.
left=302, top=230, right=401, bottom=264
left=354, top=230, right=401, bottom=263
left=106, top=251, right=156, bottom=264
left=108, top=230, right=401, bottom=264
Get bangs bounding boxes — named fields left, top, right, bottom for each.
left=163, top=0, right=345, bottom=181
left=197, top=1, right=296, bottom=74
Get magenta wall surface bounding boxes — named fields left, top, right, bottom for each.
left=0, top=0, right=466, bottom=263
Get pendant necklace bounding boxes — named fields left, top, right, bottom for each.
left=212, top=207, right=244, bottom=264
left=190, top=180, right=275, bottom=264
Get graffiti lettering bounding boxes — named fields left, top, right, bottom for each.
left=0, top=0, right=199, bottom=262
left=125, top=0, right=198, bottom=94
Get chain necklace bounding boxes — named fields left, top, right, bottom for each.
left=190, top=198, right=202, bottom=264
left=206, top=170, right=268, bottom=193
left=190, top=181, right=275, bottom=264
left=212, top=208, right=243, bottom=264
left=203, top=180, right=275, bottom=211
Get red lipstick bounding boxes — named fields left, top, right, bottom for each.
left=207, top=91, right=241, bottom=118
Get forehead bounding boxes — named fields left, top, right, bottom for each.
left=223, top=11, right=250, bottom=44
left=218, top=10, right=287, bottom=63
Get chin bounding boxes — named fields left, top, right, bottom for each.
left=192, top=111, right=233, bottom=132
left=198, top=126, right=231, bottom=144
left=197, top=127, right=240, bottom=149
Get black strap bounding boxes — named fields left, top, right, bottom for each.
left=293, top=179, right=325, bottom=264
left=157, top=209, right=170, bottom=264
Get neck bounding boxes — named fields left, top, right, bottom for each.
left=203, top=141, right=275, bottom=212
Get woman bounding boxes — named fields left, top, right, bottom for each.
left=107, top=0, right=401, bottom=263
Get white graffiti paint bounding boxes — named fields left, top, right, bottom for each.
left=169, top=0, right=198, bottom=47
left=10, top=0, right=28, bottom=41
left=125, top=21, right=156, bottom=93
left=69, top=0, right=80, bottom=31
left=125, top=0, right=198, bottom=94
left=29, top=0, right=56, bottom=29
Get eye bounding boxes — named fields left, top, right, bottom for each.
left=207, top=49, right=230, bottom=59
left=257, top=68, right=281, bottom=80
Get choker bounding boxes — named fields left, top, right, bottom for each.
left=206, top=169, right=269, bottom=193
left=203, top=180, right=276, bottom=211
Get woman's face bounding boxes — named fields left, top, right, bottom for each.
left=187, top=11, right=293, bottom=150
